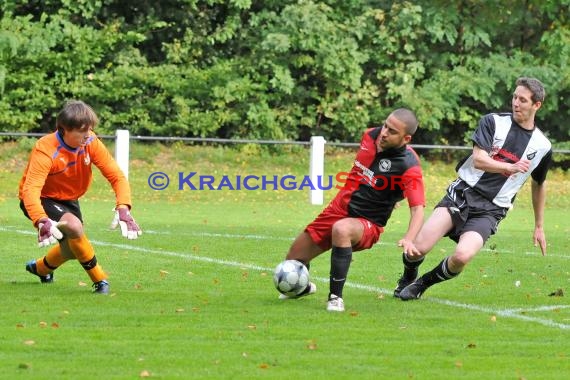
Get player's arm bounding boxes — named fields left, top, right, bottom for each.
left=21, top=148, right=67, bottom=246
left=21, top=149, right=52, bottom=225
left=531, top=179, right=547, bottom=256
left=472, top=145, right=530, bottom=175
left=398, top=165, right=425, bottom=255
left=398, top=205, right=424, bottom=256
left=90, top=137, right=142, bottom=239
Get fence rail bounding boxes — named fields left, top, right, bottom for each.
left=1, top=132, right=569, bottom=153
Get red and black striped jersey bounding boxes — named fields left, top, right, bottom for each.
left=334, top=127, right=425, bottom=227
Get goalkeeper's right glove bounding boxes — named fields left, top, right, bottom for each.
left=37, top=218, right=65, bottom=248
left=110, top=207, right=142, bottom=240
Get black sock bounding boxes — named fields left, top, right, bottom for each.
left=402, top=253, right=424, bottom=279
left=329, top=246, right=352, bottom=298
left=421, top=257, right=459, bottom=287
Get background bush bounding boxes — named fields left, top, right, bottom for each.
left=0, top=0, right=568, bottom=146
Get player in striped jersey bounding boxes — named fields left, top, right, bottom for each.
left=395, top=77, right=552, bottom=300
left=19, top=100, right=142, bottom=294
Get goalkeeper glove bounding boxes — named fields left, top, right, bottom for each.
left=37, top=218, right=65, bottom=248
left=111, top=207, right=142, bottom=240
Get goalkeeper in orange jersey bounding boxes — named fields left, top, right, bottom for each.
left=19, top=100, right=142, bottom=294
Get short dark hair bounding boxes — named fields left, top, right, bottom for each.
left=516, top=77, right=545, bottom=104
left=56, top=100, right=99, bottom=131
left=391, top=108, right=419, bottom=135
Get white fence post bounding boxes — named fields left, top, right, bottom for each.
left=309, top=136, right=326, bottom=205
left=115, top=129, right=130, bottom=179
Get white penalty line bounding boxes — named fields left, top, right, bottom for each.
left=3, top=226, right=569, bottom=330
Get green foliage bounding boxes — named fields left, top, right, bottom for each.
left=0, top=0, right=568, bottom=144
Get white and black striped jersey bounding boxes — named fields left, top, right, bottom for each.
left=456, top=113, right=552, bottom=208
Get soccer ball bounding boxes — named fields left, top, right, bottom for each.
left=273, top=260, right=310, bottom=297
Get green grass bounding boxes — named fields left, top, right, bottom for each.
left=0, top=141, right=569, bottom=379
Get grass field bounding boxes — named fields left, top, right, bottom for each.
left=0, top=141, right=569, bottom=379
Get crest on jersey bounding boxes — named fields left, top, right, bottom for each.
left=379, top=159, right=391, bottom=172
left=83, top=152, right=91, bottom=165
left=526, top=150, right=537, bottom=160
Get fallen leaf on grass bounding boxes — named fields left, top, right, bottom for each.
left=548, top=288, right=564, bottom=297
left=139, top=370, right=151, bottom=377
left=23, top=340, right=35, bottom=346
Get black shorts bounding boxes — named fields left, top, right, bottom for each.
left=436, top=179, right=508, bottom=243
left=20, top=198, right=83, bottom=224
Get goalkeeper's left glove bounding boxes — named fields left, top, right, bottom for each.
left=110, top=207, right=142, bottom=240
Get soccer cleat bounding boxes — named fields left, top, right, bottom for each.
left=398, top=278, right=428, bottom=301
left=393, top=273, right=417, bottom=298
left=92, top=280, right=110, bottom=294
left=278, top=282, right=317, bottom=300
left=25, top=260, right=54, bottom=283
left=326, top=294, right=345, bottom=312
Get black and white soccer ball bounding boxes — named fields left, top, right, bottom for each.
left=273, top=260, right=310, bottom=297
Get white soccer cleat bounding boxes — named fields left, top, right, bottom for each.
left=326, top=294, right=345, bottom=312
left=278, top=282, right=317, bottom=300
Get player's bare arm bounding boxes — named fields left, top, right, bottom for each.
left=531, top=179, right=547, bottom=256
left=398, top=205, right=424, bottom=256
left=472, top=145, right=531, bottom=175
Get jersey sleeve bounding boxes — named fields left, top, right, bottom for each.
left=20, top=143, right=52, bottom=225
left=402, top=165, right=425, bottom=207
left=89, top=136, right=133, bottom=208
left=471, top=114, right=496, bottom=152
left=531, top=149, right=552, bottom=185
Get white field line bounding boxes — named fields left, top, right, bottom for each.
left=2, top=226, right=569, bottom=330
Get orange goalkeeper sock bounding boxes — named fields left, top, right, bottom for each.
left=67, top=235, right=108, bottom=283
left=35, top=244, right=69, bottom=275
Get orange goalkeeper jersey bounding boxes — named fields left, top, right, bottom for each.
left=19, top=131, right=132, bottom=226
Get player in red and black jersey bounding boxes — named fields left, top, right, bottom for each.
left=396, top=77, right=552, bottom=301
left=279, top=108, right=426, bottom=312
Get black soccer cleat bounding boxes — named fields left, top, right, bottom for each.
left=25, top=260, right=54, bottom=283
left=92, top=280, right=110, bottom=294
left=393, top=274, right=417, bottom=298
left=398, top=278, right=428, bottom=301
